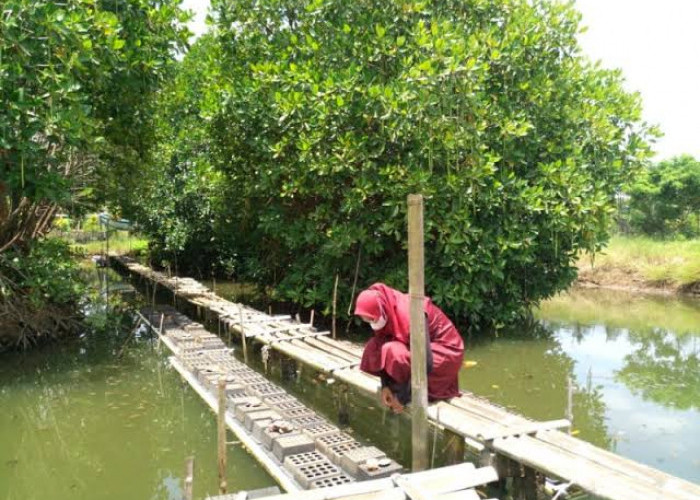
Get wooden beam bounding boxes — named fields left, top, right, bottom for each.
left=407, top=193, right=429, bottom=472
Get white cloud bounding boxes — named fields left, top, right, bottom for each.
left=181, top=0, right=210, bottom=38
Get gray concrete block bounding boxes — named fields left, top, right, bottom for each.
left=291, top=460, right=343, bottom=489
left=356, top=458, right=403, bottom=481
left=263, top=394, right=299, bottom=406
left=301, top=422, right=340, bottom=440
left=251, top=418, right=274, bottom=442
left=272, top=433, right=316, bottom=461
left=283, top=451, right=327, bottom=471
left=270, top=399, right=306, bottom=414
left=339, top=446, right=387, bottom=477
left=244, top=409, right=283, bottom=431
left=309, top=473, right=355, bottom=489
left=289, top=414, right=328, bottom=429
left=231, top=397, right=265, bottom=422
left=279, top=406, right=316, bottom=420
left=261, top=426, right=298, bottom=450
left=315, top=431, right=355, bottom=456
left=326, top=440, right=363, bottom=465
left=245, top=382, right=286, bottom=399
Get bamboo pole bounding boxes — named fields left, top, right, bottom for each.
left=407, top=194, right=429, bottom=472
left=184, top=456, right=194, bottom=500
left=332, top=273, right=339, bottom=339
left=239, top=308, right=249, bottom=364
left=217, top=378, right=227, bottom=494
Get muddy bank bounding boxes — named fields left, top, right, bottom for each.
left=575, top=264, right=700, bottom=296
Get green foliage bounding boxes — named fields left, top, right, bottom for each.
left=627, top=155, right=700, bottom=237
left=183, top=0, right=652, bottom=329
left=0, top=239, right=84, bottom=308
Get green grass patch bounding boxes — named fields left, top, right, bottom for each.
left=580, top=236, right=700, bottom=287
left=69, top=233, right=149, bottom=257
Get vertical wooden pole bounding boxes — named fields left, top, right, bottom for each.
left=309, top=309, right=315, bottom=327
left=217, top=378, right=227, bottom=494
left=239, top=308, right=249, bottom=364
left=184, top=456, right=194, bottom=500
left=407, top=194, right=429, bottom=472
left=332, top=273, right=339, bottom=339
left=566, top=376, right=574, bottom=435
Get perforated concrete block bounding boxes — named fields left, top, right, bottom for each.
left=339, top=446, right=387, bottom=477
left=251, top=418, right=274, bottom=442
left=289, top=414, right=328, bottom=430
left=244, top=409, right=283, bottom=431
left=231, top=397, right=265, bottom=422
left=279, top=406, right=316, bottom=420
left=326, top=440, right=363, bottom=465
left=263, top=394, right=299, bottom=406
left=261, top=426, right=299, bottom=450
left=301, top=422, right=340, bottom=440
left=270, top=399, right=306, bottom=414
left=309, top=473, right=355, bottom=489
left=245, top=382, right=286, bottom=399
left=272, top=433, right=316, bottom=461
left=315, top=431, right=355, bottom=456
left=283, top=451, right=327, bottom=471
left=291, top=460, right=343, bottom=489
left=356, top=459, right=403, bottom=481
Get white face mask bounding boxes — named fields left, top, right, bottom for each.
left=369, top=315, right=387, bottom=331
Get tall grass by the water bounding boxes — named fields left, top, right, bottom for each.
left=579, top=236, right=700, bottom=287
left=70, top=232, right=149, bottom=256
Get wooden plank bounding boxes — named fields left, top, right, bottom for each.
left=407, top=464, right=498, bottom=495
left=478, top=419, right=570, bottom=441
left=436, top=490, right=480, bottom=500
left=493, top=435, right=667, bottom=500
left=536, top=430, right=700, bottom=498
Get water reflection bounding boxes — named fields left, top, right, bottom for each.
left=462, top=288, right=700, bottom=483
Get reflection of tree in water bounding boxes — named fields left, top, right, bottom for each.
left=539, top=321, right=612, bottom=450
left=616, top=328, right=700, bottom=411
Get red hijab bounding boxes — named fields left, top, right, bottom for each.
left=354, top=283, right=412, bottom=342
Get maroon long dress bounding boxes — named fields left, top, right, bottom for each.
left=358, top=283, right=464, bottom=401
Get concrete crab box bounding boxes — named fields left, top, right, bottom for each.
left=245, top=382, right=286, bottom=399
left=244, top=409, right=283, bottom=432
left=270, top=399, right=307, bottom=414
left=356, top=458, right=403, bottom=481
left=230, top=396, right=266, bottom=422
left=289, top=414, right=328, bottom=430
left=326, top=440, right=363, bottom=465
left=279, top=406, right=316, bottom=420
left=272, top=433, right=316, bottom=462
left=310, top=473, right=355, bottom=489
left=290, top=460, right=344, bottom=489
left=314, top=431, right=355, bottom=456
left=339, top=446, right=387, bottom=476
left=301, top=422, right=341, bottom=440
left=261, top=424, right=299, bottom=450
left=263, top=394, right=299, bottom=406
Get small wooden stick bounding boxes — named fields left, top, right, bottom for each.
left=332, top=273, right=339, bottom=339
left=217, top=378, right=227, bottom=494
left=184, top=456, right=194, bottom=500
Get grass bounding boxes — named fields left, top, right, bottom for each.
left=578, top=235, right=700, bottom=288
left=69, top=232, right=149, bottom=257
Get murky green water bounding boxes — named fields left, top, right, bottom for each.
left=2, top=273, right=699, bottom=500
left=461, top=288, right=700, bottom=484
left=0, top=269, right=274, bottom=500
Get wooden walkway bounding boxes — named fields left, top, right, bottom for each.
left=138, top=305, right=499, bottom=498
left=115, top=257, right=700, bottom=500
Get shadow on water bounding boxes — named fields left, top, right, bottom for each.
left=0, top=266, right=274, bottom=500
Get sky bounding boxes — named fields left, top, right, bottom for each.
left=180, top=0, right=700, bottom=161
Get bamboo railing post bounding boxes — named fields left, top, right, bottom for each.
left=184, top=456, right=194, bottom=500
left=407, top=194, right=429, bottom=472
left=239, top=308, right=249, bottom=364
left=332, top=273, right=339, bottom=339
left=217, top=378, right=227, bottom=494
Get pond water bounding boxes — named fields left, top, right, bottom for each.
left=0, top=269, right=274, bottom=500
left=461, top=288, right=700, bottom=484
left=2, top=272, right=699, bottom=499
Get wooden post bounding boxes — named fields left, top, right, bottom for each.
left=309, top=309, right=315, bottom=327
left=184, top=456, right=194, bottom=500
left=239, top=308, right=249, bottom=364
left=566, top=376, right=574, bottom=435
left=217, top=378, right=227, bottom=494
left=332, top=273, right=339, bottom=339
left=407, top=194, right=429, bottom=472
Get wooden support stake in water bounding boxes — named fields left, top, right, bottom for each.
left=309, top=309, right=315, bottom=327
left=239, top=308, right=249, bottom=364
left=217, top=378, right=227, bottom=494
left=407, top=194, right=429, bottom=472
left=332, top=273, right=339, bottom=339
left=566, top=376, right=574, bottom=435
left=184, top=456, right=194, bottom=500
